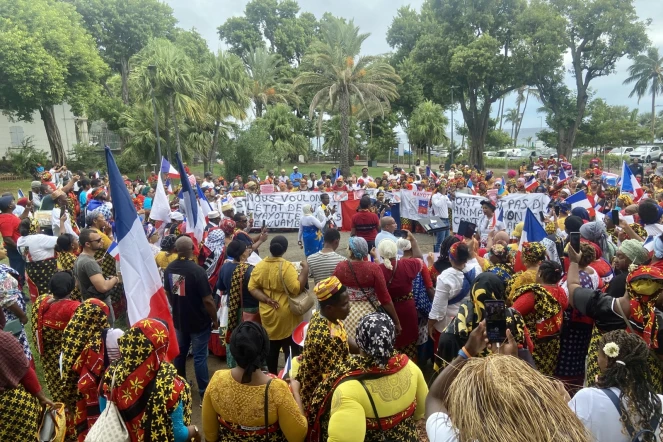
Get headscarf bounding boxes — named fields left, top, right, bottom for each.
left=564, top=215, right=584, bottom=233
left=571, top=207, right=590, bottom=221
left=396, top=238, right=412, bottom=251
left=160, top=234, right=177, bottom=252
left=96, top=203, right=112, bottom=222
left=51, top=189, right=65, bottom=201
left=89, top=187, right=105, bottom=200
left=220, top=218, right=236, bottom=236
left=377, top=239, right=398, bottom=270
left=41, top=171, right=52, bottom=182
left=348, top=236, right=369, bottom=260
left=522, top=242, right=547, bottom=265
left=449, top=242, right=463, bottom=263
left=302, top=204, right=313, bottom=216
left=355, top=313, right=395, bottom=368
left=619, top=239, right=649, bottom=270
left=230, top=321, right=269, bottom=383
left=580, top=221, right=617, bottom=263
left=0, top=330, right=29, bottom=391
left=511, top=222, right=524, bottom=239
left=626, top=266, right=663, bottom=348
left=143, top=223, right=156, bottom=240
left=102, top=319, right=190, bottom=441
left=314, top=276, right=344, bottom=302
left=203, top=229, right=225, bottom=279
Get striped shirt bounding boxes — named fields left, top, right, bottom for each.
left=307, top=251, right=347, bottom=285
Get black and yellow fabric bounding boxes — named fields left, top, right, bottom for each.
left=57, top=251, right=82, bottom=301
left=487, top=263, right=514, bottom=286
left=0, top=383, right=40, bottom=440
left=511, top=283, right=564, bottom=377
left=226, top=263, right=248, bottom=342
left=26, top=258, right=58, bottom=298
left=296, top=311, right=350, bottom=411
left=93, top=248, right=125, bottom=318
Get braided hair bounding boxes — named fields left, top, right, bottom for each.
left=598, top=330, right=662, bottom=441
left=538, top=260, right=563, bottom=285
left=433, top=235, right=460, bottom=274
left=230, top=321, right=269, bottom=383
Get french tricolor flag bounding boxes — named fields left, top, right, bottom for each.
left=105, top=147, right=179, bottom=361
left=175, top=152, right=205, bottom=243
left=467, top=179, right=477, bottom=195
left=17, top=189, right=24, bottom=199
left=525, top=176, right=538, bottom=192
left=620, top=160, right=644, bottom=202
left=519, top=208, right=548, bottom=250
left=161, top=157, right=180, bottom=178
left=107, top=241, right=120, bottom=261
left=565, top=190, right=592, bottom=210
left=557, top=168, right=568, bottom=185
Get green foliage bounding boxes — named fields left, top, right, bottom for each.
left=257, top=104, right=309, bottom=163
left=361, top=114, right=399, bottom=161
left=623, top=46, right=663, bottom=142
left=486, top=129, right=513, bottom=149
left=322, top=116, right=365, bottom=160
left=8, top=138, right=49, bottom=178
left=172, top=28, right=212, bottom=67
left=576, top=99, right=651, bottom=147
left=244, top=47, right=294, bottom=117
left=67, top=143, right=105, bottom=172
left=408, top=100, right=448, bottom=165
left=221, top=125, right=274, bottom=179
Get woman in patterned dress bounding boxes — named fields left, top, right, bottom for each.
left=17, top=217, right=59, bottom=301
left=56, top=233, right=82, bottom=300
left=0, top=330, right=54, bottom=441
left=0, top=244, right=31, bottom=362
left=60, top=299, right=111, bottom=441
left=304, top=313, right=428, bottom=442
left=507, top=242, right=547, bottom=301
left=30, top=271, right=80, bottom=404
left=511, top=260, right=567, bottom=377
left=202, top=321, right=307, bottom=442
left=100, top=318, right=197, bottom=442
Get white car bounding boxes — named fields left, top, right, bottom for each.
left=485, top=151, right=497, bottom=157
left=608, top=146, right=634, bottom=156
left=629, top=146, right=662, bottom=163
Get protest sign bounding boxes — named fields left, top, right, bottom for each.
left=497, top=193, right=550, bottom=234
left=399, top=190, right=433, bottom=220
left=246, top=192, right=342, bottom=228
left=452, top=193, right=486, bottom=233
left=260, top=184, right=274, bottom=194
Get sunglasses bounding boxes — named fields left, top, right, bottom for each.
left=90, top=238, right=103, bottom=244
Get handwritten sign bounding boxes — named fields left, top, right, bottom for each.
left=497, top=193, right=550, bottom=234
left=452, top=194, right=486, bottom=233
left=246, top=192, right=342, bottom=228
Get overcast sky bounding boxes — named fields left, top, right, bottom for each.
left=166, top=0, right=663, bottom=133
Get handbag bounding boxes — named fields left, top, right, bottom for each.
left=359, top=380, right=399, bottom=442
left=38, top=402, right=66, bottom=442
left=264, top=379, right=273, bottom=442
left=3, top=318, right=22, bottom=337
left=279, top=261, right=314, bottom=316
left=84, top=368, right=130, bottom=442
left=347, top=261, right=387, bottom=314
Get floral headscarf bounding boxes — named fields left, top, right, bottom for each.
left=521, top=242, right=547, bottom=265
left=348, top=236, right=369, bottom=260
left=626, top=266, right=663, bottom=349
left=355, top=313, right=395, bottom=368
left=220, top=218, right=236, bottom=237
left=160, top=234, right=177, bottom=252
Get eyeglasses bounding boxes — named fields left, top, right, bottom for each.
left=89, top=238, right=102, bottom=244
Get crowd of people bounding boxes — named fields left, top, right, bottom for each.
left=2, top=155, right=663, bottom=442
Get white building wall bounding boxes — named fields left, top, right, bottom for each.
left=0, top=103, right=78, bottom=159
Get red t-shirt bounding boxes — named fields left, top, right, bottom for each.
left=0, top=213, right=21, bottom=245
left=351, top=210, right=379, bottom=242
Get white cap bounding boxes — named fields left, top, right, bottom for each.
left=293, top=165, right=298, bottom=169
left=208, top=211, right=220, bottom=218
left=170, top=211, right=184, bottom=221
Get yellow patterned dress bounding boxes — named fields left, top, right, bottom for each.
left=57, top=251, right=82, bottom=301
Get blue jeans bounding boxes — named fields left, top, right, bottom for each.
left=174, top=327, right=211, bottom=399
left=7, top=247, right=25, bottom=288
left=434, top=219, right=451, bottom=253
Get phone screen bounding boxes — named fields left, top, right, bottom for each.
left=28, top=191, right=33, bottom=202
left=554, top=205, right=560, bottom=216
left=611, top=209, right=620, bottom=226
left=569, top=232, right=581, bottom=254
left=393, top=229, right=408, bottom=239
left=262, top=219, right=266, bottom=228
left=485, top=300, right=507, bottom=343
left=464, top=224, right=476, bottom=239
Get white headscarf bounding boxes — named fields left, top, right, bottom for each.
left=302, top=204, right=313, bottom=216
left=378, top=239, right=398, bottom=270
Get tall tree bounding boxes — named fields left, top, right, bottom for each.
left=244, top=47, right=293, bottom=117
left=205, top=51, right=251, bottom=172
left=0, top=0, right=107, bottom=164
left=623, top=47, right=663, bottom=143
left=258, top=104, right=309, bottom=164
left=527, top=0, right=649, bottom=157
left=503, top=108, right=520, bottom=145
left=173, top=28, right=212, bottom=67
left=131, top=39, right=205, bottom=159
left=294, top=17, right=401, bottom=177
left=66, top=0, right=176, bottom=105
left=407, top=100, right=448, bottom=167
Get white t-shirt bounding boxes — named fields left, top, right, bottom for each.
left=431, top=193, right=452, bottom=219
left=426, top=412, right=459, bottom=442
left=17, top=234, right=58, bottom=262
left=477, top=213, right=506, bottom=247
left=569, top=387, right=663, bottom=442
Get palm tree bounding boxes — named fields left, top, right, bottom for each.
left=504, top=108, right=520, bottom=145
left=205, top=50, right=251, bottom=171
left=323, top=115, right=365, bottom=161
left=258, top=104, right=309, bottom=164
left=132, top=39, right=206, bottom=159
left=244, top=47, right=293, bottom=117
left=624, top=47, right=663, bottom=142
left=525, top=136, right=533, bottom=147
left=294, top=17, right=402, bottom=177
left=408, top=100, right=448, bottom=167
left=514, top=87, right=539, bottom=146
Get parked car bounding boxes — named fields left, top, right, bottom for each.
left=485, top=151, right=497, bottom=158
left=629, top=146, right=662, bottom=163
left=608, top=146, right=635, bottom=156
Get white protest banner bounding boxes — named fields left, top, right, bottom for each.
left=399, top=190, right=433, bottom=220
left=496, top=193, right=550, bottom=234
left=452, top=193, right=486, bottom=233
left=246, top=192, right=342, bottom=228
left=234, top=197, right=246, bottom=215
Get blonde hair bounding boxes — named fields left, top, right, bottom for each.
left=445, top=355, right=590, bottom=442
left=377, top=239, right=398, bottom=270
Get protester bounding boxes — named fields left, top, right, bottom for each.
left=307, top=228, right=346, bottom=285
left=202, top=321, right=307, bottom=442
left=17, top=217, right=59, bottom=300
left=100, top=318, right=198, bottom=442
left=431, top=184, right=452, bottom=252
left=201, top=228, right=225, bottom=288
left=156, top=234, right=178, bottom=271
left=56, top=234, right=82, bottom=301
left=374, top=215, right=399, bottom=247
left=0, top=195, right=31, bottom=285
left=333, top=236, right=401, bottom=338
left=298, top=204, right=325, bottom=256
left=164, top=236, right=218, bottom=401
left=233, top=212, right=268, bottom=252
left=0, top=249, right=31, bottom=362
left=304, top=313, right=428, bottom=442
left=508, top=242, right=547, bottom=300
left=350, top=196, right=380, bottom=250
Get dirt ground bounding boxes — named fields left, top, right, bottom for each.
left=185, top=229, right=439, bottom=430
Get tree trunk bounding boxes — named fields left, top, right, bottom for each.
left=255, top=101, right=263, bottom=118
left=208, top=122, right=220, bottom=173
left=338, top=88, right=351, bottom=178
left=120, top=58, right=129, bottom=105
left=460, top=94, right=491, bottom=170
left=515, top=90, right=530, bottom=147
left=427, top=141, right=432, bottom=171
left=169, top=94, right=183, bottom=159
left=39, top=105, right=65, bottom=165
left=498, top=97, right=505, bottom=130
left=652, top=90, right=657, bottom=143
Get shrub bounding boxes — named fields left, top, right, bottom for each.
left=8, top=137, right=50, bottom=178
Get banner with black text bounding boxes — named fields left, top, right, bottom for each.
left=245, top=192, right=342, bottom=228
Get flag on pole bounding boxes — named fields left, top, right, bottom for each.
left=620, top=160, right=644, bottom=201
left=565, top=190, right=592, bottom=210
left=161, top=157, right=180, bottom=178
left=525, top=176, right=538, bottom=192
left=164, top=178, right=173, bottom=194
left=426, top=166, right=437, bottom=180
left=107, top=241, right=120, bottom=261
left=150, top=172, right=171, bottom=222
left=467, top=179, right=476, bottom=195
left=175, top=153, right=205, bottom=242
left=519, top=208, right=548, bottom=249
left=280, top=348, right=293, bottom=379
left=17, top=189, right=24, bottom=199
left=196, top=183, right=213, bottom=219
left=104, top=147, right=179, bottom=361
left=557, top=168, right=568, bottom=185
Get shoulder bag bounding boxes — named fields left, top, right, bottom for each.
left=359, top=379, right=399, bottom=442
left=347, top=261, right=387, bottom=315
left=264, top=379, right=273, bottom=442
left=84, top=367, right=130, bottom=442
left=602, top=388, right=661, bottom=442
left=279, top=261, right=314, bottom=316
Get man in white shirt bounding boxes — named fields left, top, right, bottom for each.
left=375, top=216, right=399, bottom=248
left=477, top=200, right=505, bottom=248
left=431, top=185, right=452, bottom=252
left=360, top=167, right=373, bottom=183
left=278, top=169, right=288, bottom=183
left=314, top=193, right=336, bottom=228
